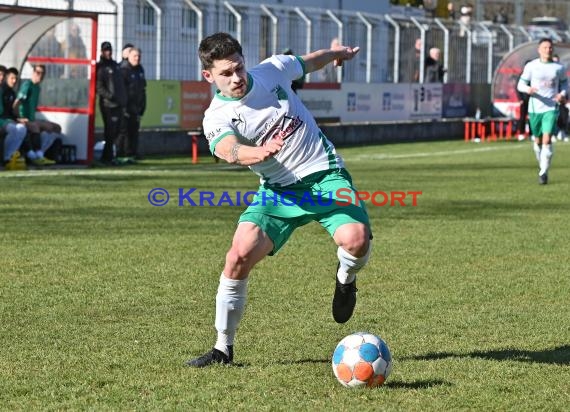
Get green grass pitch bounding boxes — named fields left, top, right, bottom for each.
left=1, top=140, right=569, bottom=410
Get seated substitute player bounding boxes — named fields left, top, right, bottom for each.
left=0, top=67, right=27, bottom=165
left=186, top=32, right=371, bottom=367
left=14, top=64, right=62, bottom=163
left=517, top=38, right=568, bottom=185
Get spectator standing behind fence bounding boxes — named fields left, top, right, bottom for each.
left=401, top=38, right=422, bottom=83
left=424, top=48, right=445, bottom=83
left=459, top=3, right=473, bottom=25
left=517, top=38, right=568, bottom=185
left=63, top=23, right=87, bottom=79
left=31, top=28, right=64, bottom=78
left=117, top=47, right=146, bottom=164
left=493, top=8, right=508, bottom=24
left=14, top=64, right=63, bottom=163
left=96, top=41, right=127, bottom=165
left=447, top=2, right=458, bottom=20
left=459, top=3, right=473, bottom=37
left=0, top=67, right=28, bottom=166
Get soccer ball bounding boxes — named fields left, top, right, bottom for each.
left=332, top=332, right=392, bottom=388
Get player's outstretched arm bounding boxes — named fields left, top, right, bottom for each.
left=301, top=45, right=360, bottom=74
left=215, top=134, right=284, bottom=166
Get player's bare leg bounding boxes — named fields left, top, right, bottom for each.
left=185, top=222, right=273, bottom=367
left=332, top=223, right=371, bottom=323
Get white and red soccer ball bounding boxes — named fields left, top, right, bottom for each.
left=332, top=332, right=393, bottom=388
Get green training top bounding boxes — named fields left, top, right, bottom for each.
left=17, top=80, right=41, bottom=121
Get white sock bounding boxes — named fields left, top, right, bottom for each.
left=27, top=150, right=37, bottom=160
left=214, top=273, right=248, bottom=355
left=533, top=141, right=541, bottom=164
left=337, top=243, right=372, bottom=285
left=539, top=143, right=553, bottom=176
left=40, top=131, right=58, bottom=154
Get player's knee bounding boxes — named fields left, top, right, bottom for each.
left=337, top=224, right=370, bottom=257
left=350, top=236, right=370, bottom=259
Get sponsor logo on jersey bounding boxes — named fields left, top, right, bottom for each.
left=259, top=115, right=303, bottom=145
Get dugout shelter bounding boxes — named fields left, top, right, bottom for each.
left=0, top=1, right=115, bottom=164
left=492, top=41, right=570, bottom=119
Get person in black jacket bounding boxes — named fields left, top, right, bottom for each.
left=424, top=47, right=445, bottom=83
left=117, top=47, right=146, bottom=163
left=516, top=60, right=532, bottom=141
left=96, top=41, right=127, bottom=164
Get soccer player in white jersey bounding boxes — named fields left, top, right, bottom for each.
left=186, top=32, right=371, bottom=367
left=517, top=38, right=568, bottom=185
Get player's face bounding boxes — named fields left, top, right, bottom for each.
left=538, top=41, right=553, bottom=61
left=202, top=53, right=248, bottom=99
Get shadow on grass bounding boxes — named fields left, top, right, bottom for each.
left=408, top=345, right=570, bottom=365
left=385, top=379, right=450, bottom=390
left=276, top=359, right=451, bottom=390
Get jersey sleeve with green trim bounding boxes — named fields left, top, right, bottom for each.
left=202, top=54, right=343, bottom=186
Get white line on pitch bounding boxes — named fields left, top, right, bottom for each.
left=345, top=144, right=528, bottom=161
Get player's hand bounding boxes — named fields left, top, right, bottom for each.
left=527, top=87, right=538, bottom=95
left=260, top=136, right=284, bottom=160
left=333, top=45, right=361, bottom=67
left=555, top=93, right=566, bottom=104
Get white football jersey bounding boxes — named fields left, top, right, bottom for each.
left=518, top=58, right=568, bottom=113
left=203, top=55, right=344, bottom=186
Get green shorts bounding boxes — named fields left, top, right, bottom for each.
left=238, top=168, right=371, bottom=255
left=529, top=110, right=558, bottom=137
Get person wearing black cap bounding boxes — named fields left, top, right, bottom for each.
left=96, top=41, right=127, bottom=165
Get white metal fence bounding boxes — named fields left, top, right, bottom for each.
left=5, top=0, right=570, bottom=84
left=97, top=0, right=570, bottom=83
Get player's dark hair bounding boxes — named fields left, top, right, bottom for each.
left=6, top=67, right=19, bottom=76
left=0, top=64, right=6, bottom=74
left=199, top=32, right=243, bottom=70
left=538, top=37, right=553, bottom=46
